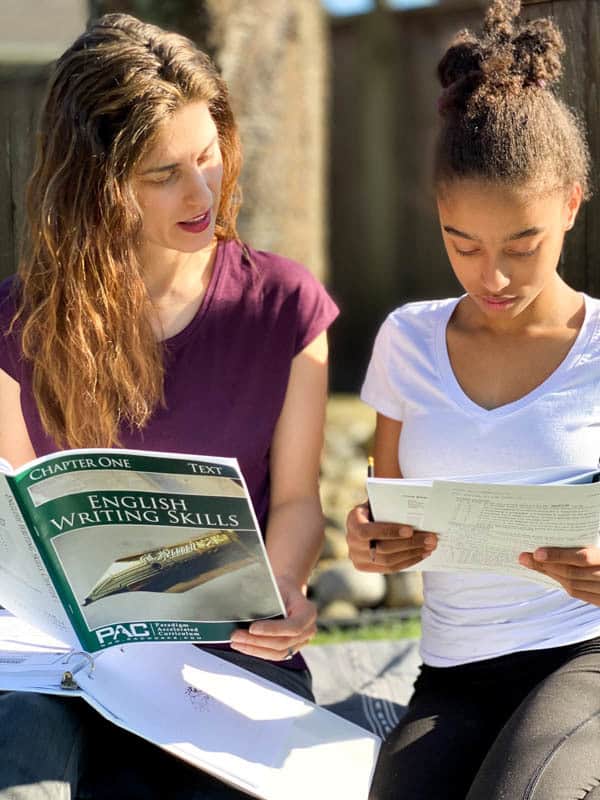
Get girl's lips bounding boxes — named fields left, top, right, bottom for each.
left=479, top=295, right=517, bottom=308
left=177, top=209, right=211, bottom=233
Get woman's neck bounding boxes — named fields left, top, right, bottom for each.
left=140, top=239, right=220, bottom=340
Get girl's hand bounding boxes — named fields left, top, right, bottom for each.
left=229, top=575, right=317, bottom=660
left=519, top=546, right=600, bottom=606
left=346, top=502, right=437, bottom=573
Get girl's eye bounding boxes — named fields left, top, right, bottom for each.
left=454, top=246, right=480, bottom=257
left=506, top=245, right=540, bottom=258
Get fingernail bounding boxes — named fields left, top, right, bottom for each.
left=399, top=526, right=413, bottom=538
left=423, top=535, right=436, bottom=548
left=534, top=549, right=547, bottom=561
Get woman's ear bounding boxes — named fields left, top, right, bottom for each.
left=564, top=182, right=583, bottom=231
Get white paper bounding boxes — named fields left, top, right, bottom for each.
left=0, top=613, right=88, bottom=691
left=0, top=483, right=76, bottom=646
left=367, top=467, right=600, bottom=586
left=0, top=613, right=380, bottom=800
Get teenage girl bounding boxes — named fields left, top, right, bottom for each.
left=347, top=1, right=600, bottom=797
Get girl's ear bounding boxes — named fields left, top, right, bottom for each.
left=564, top=182, right=583, bottom=231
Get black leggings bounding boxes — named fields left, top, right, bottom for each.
left=370, top=637, right=600, bottom=800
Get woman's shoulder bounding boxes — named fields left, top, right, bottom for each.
left=0, top=275, right=18, bottom=314
left=231, top=240, right=328, bottom=297
left=221, top=240, right=338, bottom=354
left=0, top=275, right=19, bottom=323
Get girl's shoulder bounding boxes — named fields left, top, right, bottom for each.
left=382, top=296, right=460, bottom=338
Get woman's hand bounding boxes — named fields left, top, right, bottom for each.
left=229, top=575, right=317, bottom=660
left=346, top=502, right=437, bottom=573
left=519, top=546, right=600, bottom=605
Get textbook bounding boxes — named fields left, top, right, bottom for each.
left=0, top=448, right=286, bottom=653
left=0, top=612, right=381, bottom=800
left=367, top=464, right=600, bottom=587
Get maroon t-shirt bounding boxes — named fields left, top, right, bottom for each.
left=0, top=239, right=339, bottom=667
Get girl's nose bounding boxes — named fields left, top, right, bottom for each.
left=481, top=260, right=511, bottom=293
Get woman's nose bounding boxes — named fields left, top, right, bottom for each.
left=185, top=170, right=212, bottom=209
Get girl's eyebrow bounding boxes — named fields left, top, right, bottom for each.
left=443, top=225, right=478, bottom=241
left=443, top=225, right=544, bottom=242
left=507, top=226, right=544, bottom=241
left=139, top=136, right=218, bottom=175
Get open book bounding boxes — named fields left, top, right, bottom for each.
left=367, top=464, right=600, bottom=587
left=0, top=448, right=286, bottom=652
left=0, top=612, right=381, bottom=800
left=0, top=448, right=382, bottom=798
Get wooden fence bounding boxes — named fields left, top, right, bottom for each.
left=0, top=63, right=50, bottom=280
left=0, top=1, right=598, bottom=392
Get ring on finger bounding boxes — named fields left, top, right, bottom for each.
left=369, top=540, right=377, bottom=562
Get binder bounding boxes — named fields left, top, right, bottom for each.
left=0, top=613, right=381, bottom=800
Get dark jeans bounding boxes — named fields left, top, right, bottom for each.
left=0, top=649, right=313, bottom=800
left=370, top=637, right=600, bottom=800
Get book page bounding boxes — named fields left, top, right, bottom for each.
left=11, top=449, right=285, bottom=653
left=0, top=477, right=76, bottom=646
left=77, top=642, right=380, bottom=800
left=419, top=480, right=600, bottom=584
left=0, top=612, right=88, bottom=692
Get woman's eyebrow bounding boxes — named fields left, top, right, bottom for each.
left=140, top=163, right=178, bottom=175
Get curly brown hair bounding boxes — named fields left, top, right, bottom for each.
left=434, top=0, right=590, bottom=198
left=14, top=13, right=242, bottom=449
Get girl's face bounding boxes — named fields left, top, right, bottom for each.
left=133, top=100, right=223, bottom=258
left=437, top=179, right=582, bottom=322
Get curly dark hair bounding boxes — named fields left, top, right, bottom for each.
left=434, top=0, right=590, bottom=197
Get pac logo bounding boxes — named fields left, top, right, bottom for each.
left=95, top=622, right=151, bottom=645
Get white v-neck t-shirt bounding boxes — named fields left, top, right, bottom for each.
left=361, top=295, right=600, bottom=666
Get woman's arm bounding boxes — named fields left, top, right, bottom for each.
left=0, top=368, right=36, bottom=468
left=230, top=331, right=328, bottom=660
left=346, top=412, right=437, bottom=573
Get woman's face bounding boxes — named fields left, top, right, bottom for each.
left=437, top=179, right=582, bottom=321
left=133, top=100, right=223, bottom=257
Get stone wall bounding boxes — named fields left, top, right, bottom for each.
left=313, top=395, right=423, bottom=620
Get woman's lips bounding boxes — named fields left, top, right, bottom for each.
left=177, top=209, right=211, bottom=233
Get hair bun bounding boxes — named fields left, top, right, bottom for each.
left=512, top=19, right=565, bottom=88
left=437, top=32, right=483, bottom=89
left=437, top=0, right=565, bottom=112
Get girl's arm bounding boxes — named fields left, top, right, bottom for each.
left=230, top=331, right=328, bottom=660
left=346, top=412, right=437, bottom=573
left=0, top=369, right=36, bottom=468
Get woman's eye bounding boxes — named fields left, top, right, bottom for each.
left=153, top=172, right=177, bottom=184
left=454, top=246, right=480, bottom=257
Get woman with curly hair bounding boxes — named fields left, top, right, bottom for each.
left=0, top=12, right=337, bottom=799
left=347, top=1, right=600, bottom=797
